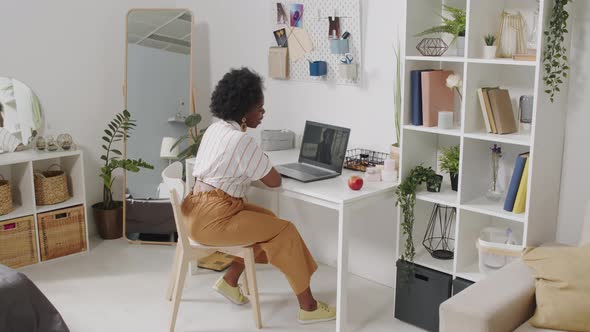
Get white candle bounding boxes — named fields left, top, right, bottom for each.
left=438, top=112, right=454, bottom=129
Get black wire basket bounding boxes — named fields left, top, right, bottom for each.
left=343, top=149, right=389, bottom=172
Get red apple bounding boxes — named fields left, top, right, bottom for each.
left=348, top=176, right=364, bottom=191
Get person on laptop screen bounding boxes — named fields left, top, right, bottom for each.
left=182, top=68, right=336, bottom=324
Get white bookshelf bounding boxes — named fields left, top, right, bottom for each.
left=397, top=0, right=569, bottom=284
left=0, top=150, right=89, bottom=265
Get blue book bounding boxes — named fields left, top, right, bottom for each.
left=504, top=153, right=529, bottom=212
left=410, top=70, right=425, bottom=126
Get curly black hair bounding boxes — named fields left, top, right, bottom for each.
left=210, top=68, right=264, bottom=122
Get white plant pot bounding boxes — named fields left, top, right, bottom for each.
left=483, top=45, right=497, bottom=59
left=456, top=36, right=465, bottom=56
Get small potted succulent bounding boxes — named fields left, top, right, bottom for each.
left=483, top=34, right=497, bottom=59
left=439, top=145, right=460, bottom=191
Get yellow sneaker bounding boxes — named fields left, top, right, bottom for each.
left=213, top=277, right=249, bottom=305
left=297, top=301, right=337, bottom=324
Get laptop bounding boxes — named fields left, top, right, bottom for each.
left=275, top=121, right=351, bottom=183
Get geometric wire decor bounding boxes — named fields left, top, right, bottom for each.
left=422, top=203, right=456, bottom=260
left=416, top=38, right=449, bottom=56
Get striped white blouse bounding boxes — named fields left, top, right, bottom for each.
left=192, top=120, right=273, bottom=198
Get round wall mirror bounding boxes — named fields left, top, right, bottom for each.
left=0, top=77, right=43, bottom=153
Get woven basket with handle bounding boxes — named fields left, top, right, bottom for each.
left=34, top=164, right=70, bottom=205
left=0, top=175, right=13, bottom=215
left=0, top=216, right=38, bottom=268
left=38, top=205, right=86, bottom=261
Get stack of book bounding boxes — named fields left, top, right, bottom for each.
left=410, top=70, right=455, bottom=127
left=503, top=152, right=530, bottom=214
left=477, top=87, right=517, bottom=134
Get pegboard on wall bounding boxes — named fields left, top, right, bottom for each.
left=270, top=0, right=362, bottom=85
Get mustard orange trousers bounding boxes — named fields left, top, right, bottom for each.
left=181, top=189, right=318, bottom=295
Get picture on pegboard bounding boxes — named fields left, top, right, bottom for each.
left=269, top=0, right=362, bottom=85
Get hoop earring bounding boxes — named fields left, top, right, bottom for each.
left=240, top=117, right=248, bottom=132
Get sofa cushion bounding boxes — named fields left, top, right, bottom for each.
left=523, top=244, right=590, bottom=332
left=514, top=321, right=565, bottom=332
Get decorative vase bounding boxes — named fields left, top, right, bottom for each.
left=483, top=45, right=497, bottom=59
left=456, top=36, right=465, bottom=56
left=92, top=202, right=123, bottom=240
left=486, top=145, right=503, bottom=201
left=389, top=144, right=400, bottom=172
left=450, top=173, right=458, bottom=191
left=427, top=175, right=443, bottom=193
left=422, top=203, right=456, bottom=260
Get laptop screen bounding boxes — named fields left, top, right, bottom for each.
left=299, top=121, right=351, bottom=173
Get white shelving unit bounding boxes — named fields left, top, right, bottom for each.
left=397, top=0, right=569, bottom=284
left=0, top=150, right=89, bottom=265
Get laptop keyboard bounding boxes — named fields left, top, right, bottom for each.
left=284, top=163, right=334, bottom=177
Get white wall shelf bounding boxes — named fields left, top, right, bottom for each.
left=406, top=55, right=465, bottom=63
left=461, top=197, right=526, bottom=223
left=466, top=58, right=537, bottom=67
left=398, top=0, right=569, bottom=287
left=416, top=186, right=458, bottom=207
left=0, top=150, right=88, bottom=267
left=404, top=125, right=462, bottom=137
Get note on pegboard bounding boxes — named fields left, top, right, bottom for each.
left=270, top=0, right=362, bottom=85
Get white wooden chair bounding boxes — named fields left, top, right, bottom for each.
left=163, top=164, right=262, bottom=331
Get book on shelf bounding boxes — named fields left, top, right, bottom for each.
left=421, top=70, right=454, bottom=127
left=410, top=70, right=433, bottom=126
left=504, top=152, right=529, bottom=212
left=477, top=87, right=499, bottom=133
left=513, top=156, right=530, bottom=214
left=488, top=89, right=517, bottom=134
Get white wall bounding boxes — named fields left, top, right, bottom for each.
left=177, top=0, right=404, bottom=286
left=126, top=44, right=190, bottom=198
left=557, top=1, right=590, bottom=246
left=0, top=0, right=174, bottom=235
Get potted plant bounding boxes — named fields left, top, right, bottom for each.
left=395, top=165, right=442, bottom=264
left=483, top=34, right=497, bottom=59
left=92, top=110, right=153, bottom=240
left=543, top=0, right=572, bottom=102
left=439, top=145, right=460, bottom=191
left=416, top=5, right=466, bottom=56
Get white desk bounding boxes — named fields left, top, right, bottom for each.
left=187, top=149, right=397, bottom=332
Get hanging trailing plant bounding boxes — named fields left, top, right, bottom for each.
left=395, top=165, right=441, bottom=263
left=543, top=0, right=572, bottom=103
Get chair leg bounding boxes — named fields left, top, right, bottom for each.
left=169, top=251, right=189, bottom=332
left=167, top=245, right=181, bottom=301
left=244, top=248, right=262, bottom=329
left=241, top=269, right=250, bottom=296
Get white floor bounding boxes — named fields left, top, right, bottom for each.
left=19, top=238, right=423, bottom=332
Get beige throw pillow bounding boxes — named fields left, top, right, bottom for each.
left=523, top=244, right=590, bottom=332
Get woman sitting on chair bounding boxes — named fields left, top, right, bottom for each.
left=181, top=68, right=336, bottom=324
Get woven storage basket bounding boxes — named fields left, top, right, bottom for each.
left=34, top=164, right=70, bottom=205
left=38, top=205, right=86, bottom=261
left=0, top=175, right=13, bottom=215
left=0, top=215, right=38, bottom=268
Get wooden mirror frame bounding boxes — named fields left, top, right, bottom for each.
left=122, top=8, right=195, bottom=245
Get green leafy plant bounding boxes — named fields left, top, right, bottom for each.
left=439, top=145, right=460, bottom=175
left=99, top=110, right=153, bottom=210
left=484, top=34, right=496, bottom=46
left=395, top=165, right=441, bottom=263
left=543, top=0, right=572, bottom=103
left=416, top=5, right=466, bottom=42
left=171, top=113, right=205, bottom=161
left=393, top=38, right=402, bottom=146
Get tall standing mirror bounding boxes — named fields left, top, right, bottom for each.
left=124, top=9, right=193, bottom=244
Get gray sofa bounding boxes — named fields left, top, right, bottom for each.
left=440, top=205, right=590, bottom=332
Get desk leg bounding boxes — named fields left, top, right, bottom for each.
left=336, top=204, right=350, bottom=332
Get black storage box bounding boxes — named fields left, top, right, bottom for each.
left=452, top=277, right=474, bottom=296
left=394, top=260, right=452, bottom=332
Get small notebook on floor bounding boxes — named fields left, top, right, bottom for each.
left=197, top=252, right=235, bottom=272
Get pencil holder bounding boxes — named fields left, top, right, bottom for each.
left=338, top=63, right=358, bottom=80
left=330, top=39, right=350, bottom=54
left=309, top=61, right=328, bottom=77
